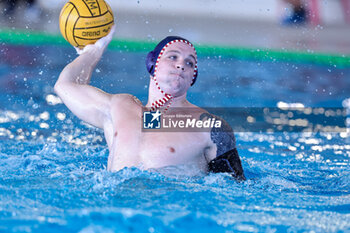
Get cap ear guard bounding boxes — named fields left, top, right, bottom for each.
left=146, top=50, right=156, bottom=75
left=191, top=69, right=198, bottom=86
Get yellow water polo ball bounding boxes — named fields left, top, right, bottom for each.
left=59, top=0, right=114, bottom=49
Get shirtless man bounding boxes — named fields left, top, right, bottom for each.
left=54, top=26, right=245, bottom=180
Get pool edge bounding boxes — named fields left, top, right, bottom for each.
left=1, top=28, right=350, bottom=67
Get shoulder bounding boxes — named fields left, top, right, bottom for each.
left=185, top=104, right=236, bottom=155
left=200, top=112, right=236, bottom=156
left=109, top=94, right=143, bottom=119
left=110, top=94, right=143, bottom=107
left=185, top=103, right=209, bottom=117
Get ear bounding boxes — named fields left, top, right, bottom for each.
left=191, top=71, right=198, bottom=86
left=146, top=51, right=156, bottom=74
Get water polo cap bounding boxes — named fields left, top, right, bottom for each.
left=146, top=36, right=198, bottom=112
left=146, top=36, right=198, bottom=86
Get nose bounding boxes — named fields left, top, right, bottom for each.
left=176, top=64, right=185, bottom=71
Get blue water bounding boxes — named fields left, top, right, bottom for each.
left=0, top=44, right=350, bottom=232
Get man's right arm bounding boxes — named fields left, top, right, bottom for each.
left=54, top=26, right=115, bottom=129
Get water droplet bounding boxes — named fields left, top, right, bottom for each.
left=168, top=28, right=173, bottom=33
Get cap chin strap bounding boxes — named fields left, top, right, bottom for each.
left=150, top=75, right=173, bottom=112
left=149, top=40, right=197, bottom=112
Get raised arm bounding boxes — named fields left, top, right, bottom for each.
left=201, top=113, right=246, bottom=181
left=54, top=26, right=116, bottom=129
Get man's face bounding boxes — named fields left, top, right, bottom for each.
left=155, top=42, right=197, bottom=97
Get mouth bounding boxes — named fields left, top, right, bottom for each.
left=170, top=72, right=184, bottom=79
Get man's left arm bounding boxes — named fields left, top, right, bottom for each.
left=201, top=113, right=246, bottom=181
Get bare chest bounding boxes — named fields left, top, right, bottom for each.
left=109, top=114, right=210, bottom=170
left=107, top=100, right=211, bottom=171
left=139, top=132, right=209, bottom=169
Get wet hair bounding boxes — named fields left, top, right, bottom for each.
left=145, top=36, right=198, bottom=86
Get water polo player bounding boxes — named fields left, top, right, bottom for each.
left=54, top=26, right=245, bottom=180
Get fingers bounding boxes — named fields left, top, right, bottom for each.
left=81, top=44, right=95, bottom=54
left=108, top=24, right=116, bottom=39
left=75, top=44, right=96, bottom=55
left=75, top=47, right=83, bottom=55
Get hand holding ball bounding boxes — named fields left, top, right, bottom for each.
left=74, top=24, right=116, bottom=55
left=59, top=0, right=114, bottom=49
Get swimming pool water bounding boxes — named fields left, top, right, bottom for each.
left=0, top=44, right=350, bottom=232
